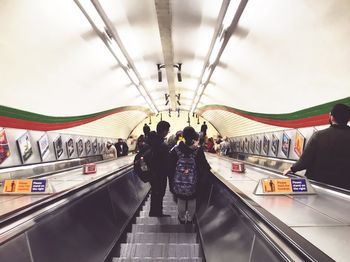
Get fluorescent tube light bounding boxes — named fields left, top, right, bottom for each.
left=77, top=0, right=106, bottom=32
left=222, top=0, right=240, bottom=30
left=109, top=40, right=128, bottom=67
left=127, top=68, right=140, bottom=86
left=209, top=36, right=224, bottom=65
left=201, top=67, right=211, bottom=84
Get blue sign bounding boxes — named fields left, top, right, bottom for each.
left=291, top=179, right=307, bottom=192
left=31, top=180, right=47, bottom=193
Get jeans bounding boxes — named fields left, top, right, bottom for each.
left=177, top=198, right=196, bottom=222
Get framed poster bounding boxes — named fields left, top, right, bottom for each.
left=66, top=138, right=75, bottom=158
left=37, top=133, right=50, bottom=161
left=53, top=136, right=64, bottom=160
left=239, top=139, right=244, bottom=152
left=255, top=137, right=261, bottom=154
left=85, top=140, right=91, bottom=155
left=262, top=135, right=269, bottom=155
left=281, top=133, right=291, bottom=158
left=99, top=142, right=106, bottom=154
left=76, top=139, right=84, bottom=156
left=271, top=134, right=279, bottom=156
left=250, top=137, right=255, bottom=153
left=294, top=131, right=306, bottom=157
left=244, top=138, right=249, bottom=153
left=17, top=131, right=33, bottom=163
left=0, top=129, right=11, bottom=164
left=92, top=139, right=98, bottom=155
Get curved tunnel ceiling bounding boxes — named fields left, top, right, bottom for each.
left=0, top=0, right=349, bottom=137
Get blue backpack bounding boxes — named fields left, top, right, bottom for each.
left=173, top=146, right=198, bottom=197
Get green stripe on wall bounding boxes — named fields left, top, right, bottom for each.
left=0, top=105, right=150, bottom=123
left=198, top=97, right=350, bottom=120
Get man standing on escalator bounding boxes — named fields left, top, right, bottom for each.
left=147, top=121, right=171, bottom=217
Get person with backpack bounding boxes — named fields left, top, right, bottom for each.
left=146, top=121, right=171, bottom=217
left=169, top=126, right=211, bottom=224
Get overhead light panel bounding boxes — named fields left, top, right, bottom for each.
left=76, top=0, right=105, bottom=32
left=222, top=0, right=241, bottom=30
left=109, top=40, right=128, bottom=67
left=127, top=68, right=140, bottom=86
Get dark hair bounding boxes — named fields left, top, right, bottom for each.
left=183, top=126, right=198, bottom=145
left=156, top=121, right=170, bottom=134
left=331, top=103, right=350, bottom=125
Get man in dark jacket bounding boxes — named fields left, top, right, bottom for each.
left=284, top=103, right=350, bottom=190
left=147, top=121, right=171, bottom=217
left=115, top=138, right=129, bottom=157
left=143, top=123, right=151, bottom=137
left=169, top=126, right=211, bottom=223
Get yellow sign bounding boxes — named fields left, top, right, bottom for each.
left=262, top=179, right=292, bottom=193
left=2, top=179, right=47, bottom=194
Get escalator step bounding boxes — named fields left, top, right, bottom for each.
left=132, top=224, right=196, bottom=233
left=113, top=257, right=203, bottom=261
left=139, top=210, right=178, bottom=217
left=142, top=206, right=178, bottom=211
left=126, top=233, right=197, bottom=243
left=136, top=217, right=179, bottom=225
left=119, top=243, right=200, bottom=257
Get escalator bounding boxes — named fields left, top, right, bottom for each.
left=0, top=162, right=336, bottom=262
left=113, top=189, right=203, bottom=261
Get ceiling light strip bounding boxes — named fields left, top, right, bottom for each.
left=75, top=0, right=158, bottom=114
left=190, top=0, right=248, bottom=114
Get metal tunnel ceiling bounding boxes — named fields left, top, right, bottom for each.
left=0, top=0, right=349, bottom=136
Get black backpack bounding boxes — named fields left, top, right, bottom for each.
left=133, top=144, right=153, bottom=183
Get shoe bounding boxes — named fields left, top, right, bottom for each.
left=178, top=216, right=186, bottom=224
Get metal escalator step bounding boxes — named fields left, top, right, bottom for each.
left=126, top=233, right=197, bottom=244
left=139, top=210, right=178, bottom=217
left=142, top=206, right=178, bottom=211
left=119, top=243, right=200, bottom=257
left=113, top=257, right=203, bottom=262
left=136, top=217, right=179, bottom=225
left=132, top=224, right=196, bottom=233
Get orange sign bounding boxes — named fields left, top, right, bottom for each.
left=262, top=179, right=292, bottom=193
left=2, top=179, right=47, bottom=194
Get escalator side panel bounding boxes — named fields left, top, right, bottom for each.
left=0, top=233, right=32, bottom=262
left=28, top=187, right=117, bottom=262
left=196, top=174, right=288, bottom=262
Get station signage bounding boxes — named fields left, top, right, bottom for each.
left=254, top=177, right=315, bottom=195
left=2, top=179, right=48, bottom=194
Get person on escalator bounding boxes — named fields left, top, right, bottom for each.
left=169, top=126, right=211, bottom=224
left=283, top=103, right=350, bottom=190
left=147, top=121, right=171, bottom=217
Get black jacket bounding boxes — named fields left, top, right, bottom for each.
left=291, top=125, right=350, bottom=190
left=169, top=141, right=211, bottom=199
left=115, top=142, right=128, bottom=157
left=147, top=131, right=170, bottom=181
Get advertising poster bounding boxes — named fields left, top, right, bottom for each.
left=250, top=137, right=255, bottom=153
left=239, top=139, right=244, bottom=152
left=281, top=133, right=291, bottom=158
left=255, top=137, right=261, bottom=154
left=99, top=142, right=106, bottom=154
left=294, top=131, right=305, bottom=157
left=0, top=129, right=11, bottom=165
left=271, top=134, right=279, bottom=156
left=17, top=131, right=33, bottom=163
left=92, top=139, right=98, bottom=154
left=85, top=140, right=91, bottom=155
left=76, top=139, right=83, bottom=156
left=53, top=136, right=64, bottom=160
left=244, top=137, right=249, bottom=153
left=38, top=133, right=50, bottom=161
left=66, top=138, right=75, bottom=158
left=262, top=135, right=269, bottom=155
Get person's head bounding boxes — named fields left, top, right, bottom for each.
left=203, top=121, right=206, bottom=124
left=107, top=141, right=112, bottom=148
left=118, top=138, right=123, bottom=143
left=183, top=126, right=199, bottom=146
left=156, top=121, right=170, bottom=138
left=330, top=104, right=350, bottom=126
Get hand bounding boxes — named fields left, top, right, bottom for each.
left=283, top=167, right=292, bottom=176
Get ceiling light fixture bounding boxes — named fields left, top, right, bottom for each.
left=75, top=0, right=158, bottom=114
left=190, top=0, right=248, bottom=114
left=173, top=63, right=182, bottom=82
